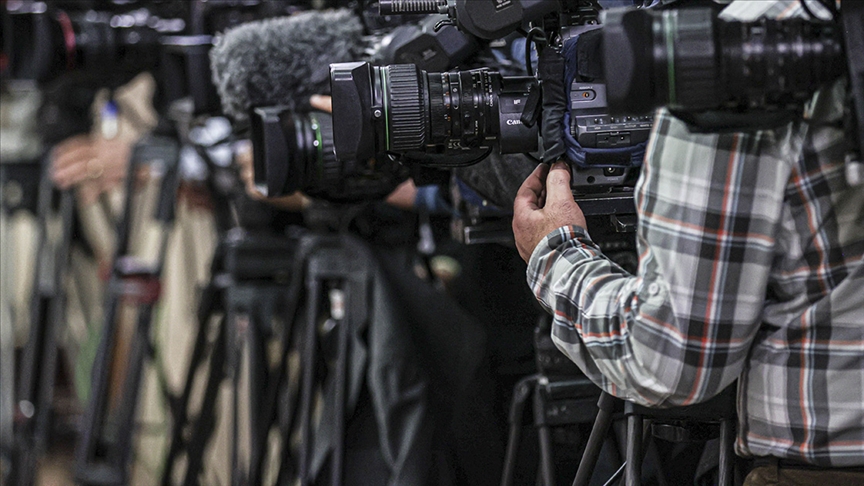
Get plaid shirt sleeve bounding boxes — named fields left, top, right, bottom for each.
left=528, top=80, right=864, bottom=465
left=526, top=0, right=864, bottom=461
left=528, top=109, right=795, bottom=407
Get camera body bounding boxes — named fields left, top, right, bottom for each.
left=329, top=0, right=652, bottom=200
left=246, top=10, right=489, bottom=202
left=1, top=0, right=300, bottom=111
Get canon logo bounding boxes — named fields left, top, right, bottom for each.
left=506, top=119, right=522, bottom=126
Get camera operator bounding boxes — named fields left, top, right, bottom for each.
left=512, top=3, right=864, bottom=484
left=37, top=71, right=217, bottom=483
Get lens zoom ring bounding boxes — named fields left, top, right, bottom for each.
left=671, top=9, right=718, bottom=109
left=380, top=0, right=444, bottom=14
left=387, top=65, right=427, bottom=152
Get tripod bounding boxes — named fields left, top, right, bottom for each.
left=73, top=134, right=181, bottom=485
left=572, top=386, right=737, bottom=486
left=500, top=315, right=605, bottom=486
left=7, top=163, right=75, bottom=486
left=3, top=157, right=71, bottom=486
left=502, top=317, right=738, bottom=486
left=162, top=205, right=377, bottom=486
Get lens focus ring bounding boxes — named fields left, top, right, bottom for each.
left=310, top=113, right=339, bottom=184
left=387, top=65, right=428, bottom=152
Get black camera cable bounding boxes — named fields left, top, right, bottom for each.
left=524, top=27, right=548, bottom=77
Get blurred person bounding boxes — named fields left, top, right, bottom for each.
left=40, top=71, right=218, bottom=484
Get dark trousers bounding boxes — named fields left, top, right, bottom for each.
left=744, top=459, right=864, bottom=486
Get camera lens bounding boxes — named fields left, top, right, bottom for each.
left=251, top=107, right=406, bottom=203
left=2, top=4, right=164, bottom=83
left=603, top=7, right=845, bottom=114
left=330, top=61, right=537, bottom=164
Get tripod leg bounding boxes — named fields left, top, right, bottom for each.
left=297, top=277, right=322, bottom=486
left=108, top=303, right=159, bottom=483
left=329, top=265, right=370, bottom=486
left=74, top=296, right=125, bottom=485
left=13, top=189, right=73, bottom=486
left=182, top=317, right=229, bottom=486
left=252, top=269, right=306, bottom=483
left=229, top=311, right=245, bottom=486
left=624, top=414, right=643, bottom=486
left=331, top=288, right=350, bottom=486
left=719, top=418, right=735, bottom=486
left=501, top=375, right=537, bottom=486
left=246, top=306, right=270, bottom=486
left=161, top=282, right=221, bottom=485
left=572, top=392, right=618, bottom=486
left=275, top=324, right=304, bottom=485
left=534, top=385, right=556, bottom=486
left=75, top=146, right=141, bottom=486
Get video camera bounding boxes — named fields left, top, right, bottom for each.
left=328, top=0, right=860, bottom=209
left=329, top=0, right=654, bottom=207
left=244, top=8, right=490, bottom=202
left=600, top=1, right=863, bottom=179
left=1, top=0, right=302, bottom=112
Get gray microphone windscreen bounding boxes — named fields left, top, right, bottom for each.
left=210, top=9, right=364, bottom=121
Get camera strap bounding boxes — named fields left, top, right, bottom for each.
left=538, top=47, right=568, bottom=163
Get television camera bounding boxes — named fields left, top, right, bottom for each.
left=601, top=0, right=863, bottom=182
left=329, top=0, right=655, bottom=209
left=328, top=0, right=859, bottom=209
left=0, top=0, right=305, bottom=113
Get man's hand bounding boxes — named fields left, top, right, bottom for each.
left=309, top=94, right=332, bottom=113
left=513, top=161, right=587, bottom=262
left=51, top=135, right=132, bottom=205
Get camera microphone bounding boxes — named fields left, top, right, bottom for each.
left=209, top=9, right=365, bottom=121
left=209, top=9, right=406, bottom=202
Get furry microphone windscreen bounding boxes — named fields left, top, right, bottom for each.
left=210, top=9, right=364, bottom=121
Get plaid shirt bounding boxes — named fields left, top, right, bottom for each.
left=528, top=78, right=864, bottom=466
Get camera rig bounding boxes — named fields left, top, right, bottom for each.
left=601, top=0, right=864, bottom=184
left=329, top=0, right=653, bottom=219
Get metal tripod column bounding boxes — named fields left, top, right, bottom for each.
left=9, top=167, right=74, bottom=486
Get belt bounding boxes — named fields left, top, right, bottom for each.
left=753, top=457, right=864, bottom=474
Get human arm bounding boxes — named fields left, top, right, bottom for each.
left=513, top=111, right=792, bottom=407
